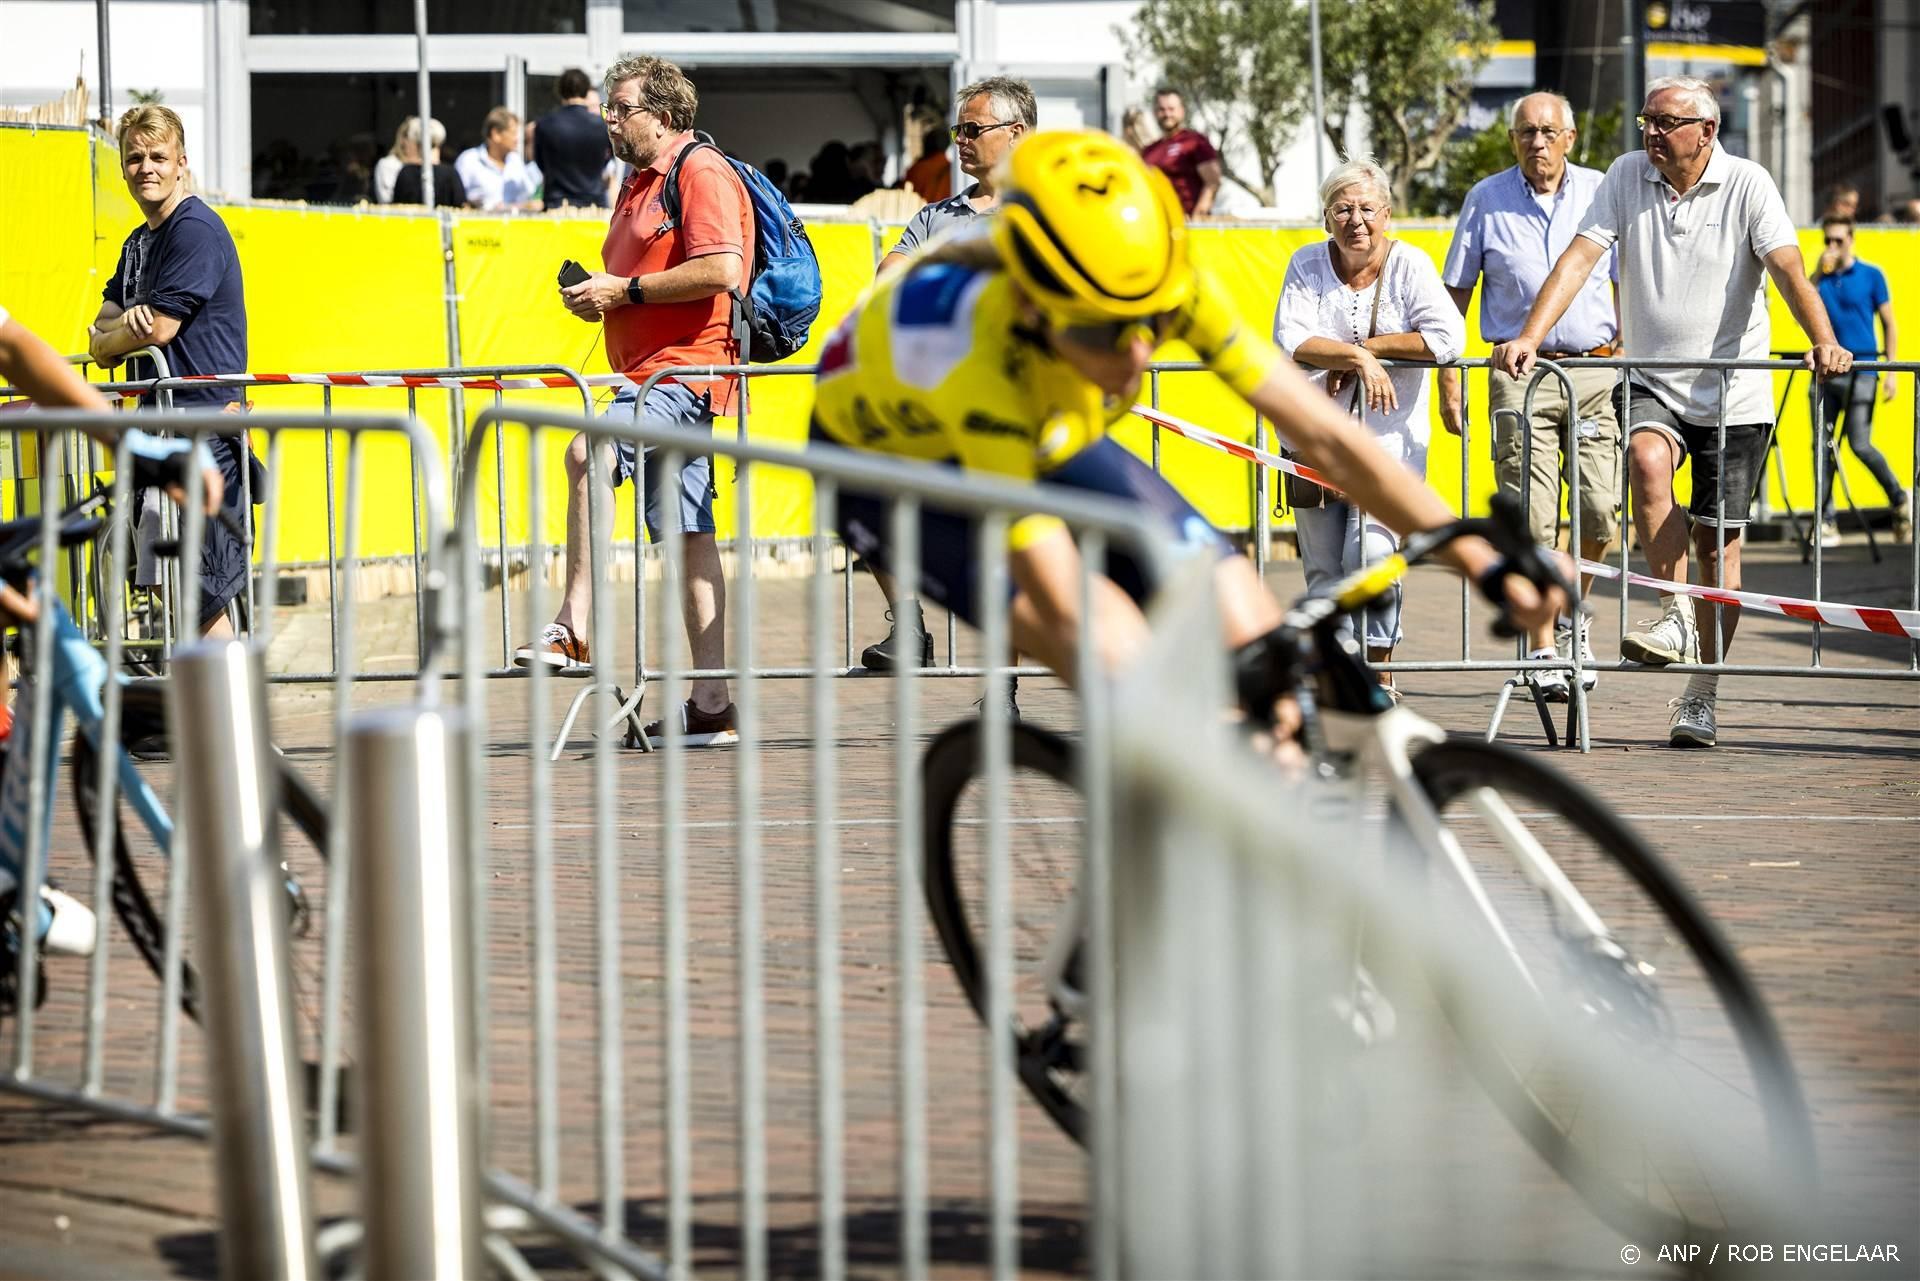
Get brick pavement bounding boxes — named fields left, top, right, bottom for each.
left=1, top=537, right=1915, bottom=1278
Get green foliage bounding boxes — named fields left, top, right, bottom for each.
left=128, top=88, right=166, bottom=106
left=1410, top=105, right=1627, bottom=216
left=1120, top=0, right=1312, bottom=205
left=1316, top=0, right=1499, bottom=211
left=1122, top=0, right=1501, bottom=211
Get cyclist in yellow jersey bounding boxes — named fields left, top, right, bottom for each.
left=810, top=131, right=1565, bottom=691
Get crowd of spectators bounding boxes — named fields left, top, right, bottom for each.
left=65, top=67, right=1908, bottom=760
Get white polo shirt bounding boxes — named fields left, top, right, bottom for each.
left=1575, top=144, right=1797, bottom=426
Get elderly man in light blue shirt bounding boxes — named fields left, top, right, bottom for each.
left=1440, top=91, right=1620, bottom=700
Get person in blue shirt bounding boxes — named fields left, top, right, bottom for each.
left=1441, top=92, right=1620, bottom=701
left=1813, top=216, right=1908, bottom=543
left=89, top=104, right=259, bottom=636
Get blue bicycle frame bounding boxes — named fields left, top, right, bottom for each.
left=0, top=594, right=173, bottom=939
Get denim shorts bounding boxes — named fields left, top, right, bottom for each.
left=1616, top=380, right=1768, bottom=530
left=605, top=382, right=718, bottom=542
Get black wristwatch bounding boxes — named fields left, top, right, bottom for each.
left=626, top=276, right=645, bottom=305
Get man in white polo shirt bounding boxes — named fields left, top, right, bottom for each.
left=1493, top=76, right=1850, bottom=749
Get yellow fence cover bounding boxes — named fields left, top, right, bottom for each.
left=3, top=126, right=1915, bottom=564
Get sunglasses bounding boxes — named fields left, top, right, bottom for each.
left=950, top=120, right=1017, bottom=143
left=1057, top=314, right=1172, bottom=354
left=1823, top=235, right=1848, bottom=245
left=1636, top=113, right=1712, bottom=135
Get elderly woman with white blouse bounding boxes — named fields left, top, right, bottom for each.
left=1274, top=157, right=1466, bottom=688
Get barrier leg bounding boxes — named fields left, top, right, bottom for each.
left=349, top=706, right=485, bottom=1281
left=170, top=640, right=319, bottom=1281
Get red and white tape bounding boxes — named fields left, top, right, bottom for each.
left=1575, top=560, right=1920, bottom=639
left=5, top=370, right=672, bottom=405
left=1130, top=403, right=1920, bottom=642
left=1131, top=404, right=1338, bottom=492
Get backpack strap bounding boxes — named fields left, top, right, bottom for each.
left=660, top=130, right=751, bottom=366
left=658, top=129, right=719, bottom=232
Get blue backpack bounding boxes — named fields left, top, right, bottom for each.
left=663, top=132, right=823, bottom=362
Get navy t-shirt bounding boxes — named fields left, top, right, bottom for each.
left=533, top=102, right=612, bottom=209
left=103, top=195, right=247, bottom=407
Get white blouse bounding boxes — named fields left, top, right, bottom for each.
left=1272, top=240, right=1464, bottom=475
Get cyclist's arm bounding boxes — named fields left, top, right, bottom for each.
left=1249, top=359, right=1540, bottom=605
left=0, top=316, right=113, bottom=417
left=0, top=317, right=223, bottom=511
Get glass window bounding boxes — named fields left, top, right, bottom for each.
left=251, top=72, right=503, bottom=202
left=251, top=1, right=585, bottom=36
left=622, top=0, right=953, bottom=34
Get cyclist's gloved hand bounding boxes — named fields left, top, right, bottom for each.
left=1474, top=494, right=1580, bottom=638
left=124, top=429, right=224, bottom=515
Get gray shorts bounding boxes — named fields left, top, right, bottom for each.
left=1616, top=381, right=1767, bottom=530
left=605, top=382, right=718, bottom=542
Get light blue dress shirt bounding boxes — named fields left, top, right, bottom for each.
left=1443, top=163, right=1617, bottom=352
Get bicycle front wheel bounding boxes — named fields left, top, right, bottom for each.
left=1406, top=736, right=1814, bottom=1244
left=921, top=718, right=1089, bottom=1144
left=71, top=683, right=334, bottom=1050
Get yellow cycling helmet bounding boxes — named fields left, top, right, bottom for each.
left=992, top=129, right=1193, bottom=323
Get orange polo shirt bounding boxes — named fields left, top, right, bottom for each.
left=602, top=132, right=754, bottom=409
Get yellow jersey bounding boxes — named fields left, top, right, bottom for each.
left=810, top=256, right=1281, bottom=483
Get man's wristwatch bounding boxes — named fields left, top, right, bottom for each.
left=626, top=276, right=644, bottom=306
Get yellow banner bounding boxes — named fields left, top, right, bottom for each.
left=4, top=127, right=1915, bottom=561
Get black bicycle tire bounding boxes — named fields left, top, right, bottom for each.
left=1407, top=735, right=1816, bottom=1243
left=70, top=682, right=331, bottom=1027
left=921, top=717, right=1089, bottom=1144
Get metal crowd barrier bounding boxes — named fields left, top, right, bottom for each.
left=448, top=401, right=1174, bottom=1278
left=6, top=354, right=1913, bottom=755
left=1101, top=574, right=1809, bottom=1275
left=1146, top=354, right=1918, bottom=753
left=0, top=410, right=461, bottom=1274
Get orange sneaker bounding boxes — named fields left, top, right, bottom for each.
left=514, top=622, right=590, bottom=670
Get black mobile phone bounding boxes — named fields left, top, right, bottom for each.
left=558, top=259, right=591, bottom=288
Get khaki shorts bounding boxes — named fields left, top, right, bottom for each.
left=1489, top=364, right=1621, bottom=549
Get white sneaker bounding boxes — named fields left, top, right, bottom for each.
left=1621, top=605, right=1697, bottom=667
left=1526, top=649, right=1569, bottom=702
left=1667, top=694, right=1717, bottom=749
left=40, top=886, right=97, bottom=957
left=1818, top=521, right=1842, bottom=550
left=1556, top=618, right=1599, bottom=693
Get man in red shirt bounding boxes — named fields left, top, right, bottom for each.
left=516, top=54, right=754, bottom=748
left=1141, top=87, right=1223, bottom=217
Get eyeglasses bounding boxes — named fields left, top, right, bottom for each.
left=600, top=101, right=647, bottom=124
left=1056, top=313, right=1172, bottom=355
left=1328, top=203, right=1387, bottom=224
left=1636, top=113, right=1712, bottom=135
left=1823, top=235, right=1848, bottom=245
left=950, top=120, right=1017, bottom=143
left=1511, top=126, right=1566, bottom=144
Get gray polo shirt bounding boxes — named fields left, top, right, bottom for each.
left=889, top=184, right=985, bottom=257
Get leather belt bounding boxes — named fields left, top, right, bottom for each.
left=1537, top=342, right=1618, bottom=360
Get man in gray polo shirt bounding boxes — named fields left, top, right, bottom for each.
left=859, top=74, right=1036, bottom=673
left=1494, top=76, right=1850, bottom=749
left=1442, top=90, right=1620, bottom=703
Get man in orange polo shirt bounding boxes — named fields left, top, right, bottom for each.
left=517, top=54, right=753, bottom=748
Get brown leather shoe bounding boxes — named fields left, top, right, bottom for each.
left=643, top=699, right=739, bottom=748
left=514, top=622, right=590, bottom=670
